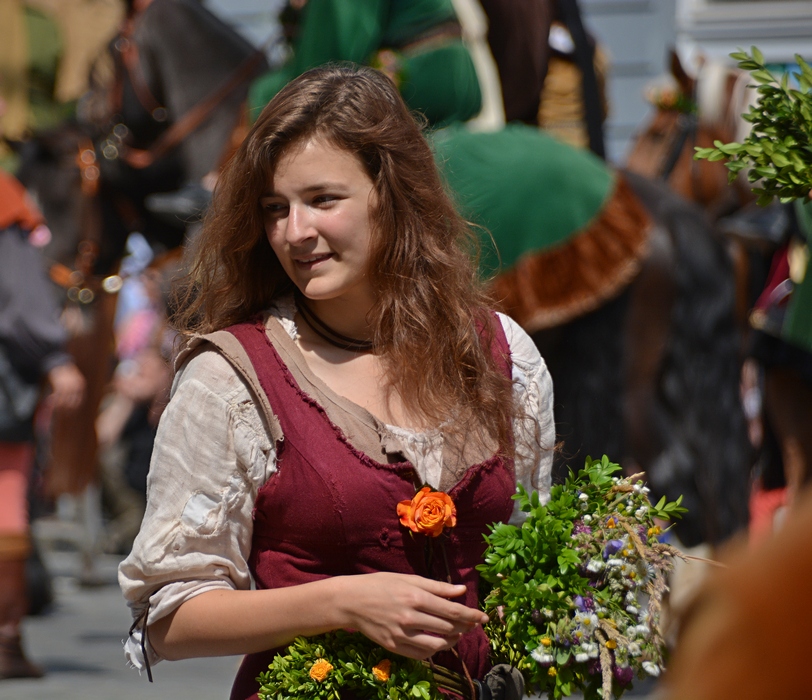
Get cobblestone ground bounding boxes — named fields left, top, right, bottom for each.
left=2, top=549, right=662, bottom=700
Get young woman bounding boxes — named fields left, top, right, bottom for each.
left=119, top=64, right=554, bottom=700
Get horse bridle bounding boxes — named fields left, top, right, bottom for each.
left=658, top=111, right=698, bottom=181
left=104, top=4, right=269, bottom=170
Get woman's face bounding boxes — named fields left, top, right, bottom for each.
left=261, top=137, right=377, bottom=308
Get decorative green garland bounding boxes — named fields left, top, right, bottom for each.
left=694, top=47, right=812, bottom=205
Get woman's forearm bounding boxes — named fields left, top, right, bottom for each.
left=147, top=572, right=488, bottom=662
left=148, top=577, right=347, bottom=660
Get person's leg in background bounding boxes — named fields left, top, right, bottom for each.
left=0, top=441, right=44, bottom=680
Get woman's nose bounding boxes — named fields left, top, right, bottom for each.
left=284, top=204, right=316, bottom=244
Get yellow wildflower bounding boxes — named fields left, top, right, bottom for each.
left=372, top=659, right=391, bottom=682
left=309, top=659, right=333, bottom=682
left=540, top=637, right=552, bottom=647
left=548, top=667, right=557, bottom=677
left=606, top=640, right=617, bottom=649
left=647, top=526, right=661, bottom=537
left=606, top=517, right=617, bottom=529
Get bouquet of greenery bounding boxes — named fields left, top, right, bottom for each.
left=694, top=47, right=812, bottom=205
left=256, top=630, right=443, bottom=700
left=257, top=456, right=686, bottom=700
left=478, top=455, right=686, bottom=700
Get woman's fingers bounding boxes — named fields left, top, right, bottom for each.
left=339, top=572, right=488, bottom=659
left=393, top=633, right=463, bottom=660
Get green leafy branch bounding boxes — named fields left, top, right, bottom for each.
left=694, top=47, right=812, bottom=205
left=257, top=631, right=442, bottom=700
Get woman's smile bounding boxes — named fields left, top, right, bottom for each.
left=294, top=252, right=334, bottom=268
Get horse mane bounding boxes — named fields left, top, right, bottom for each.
left=625, top=172, right=751, bottom=546
left=695, top=58, right=757, bottom=144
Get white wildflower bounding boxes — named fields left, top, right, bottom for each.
left=642, top=661, right=661, bottom=677
left=606, top=558, right=624, bottom=567
left=628, top=643, right=642, bottom=657
left=586, top=559, right=604, bottom=573
left=575, top=652, right=589, bottom=663
left=582, top=614, right=599, bottom=632
left=626, top=605, right=639, bottom=615
left=583, top=514, right=593, bottom=523
left=584, top=643, right=599, bottom=659
left=531, top=648, right=554, bottom=665
left=579, top=493, right=589, bottom=501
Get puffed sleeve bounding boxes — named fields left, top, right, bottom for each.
left=118, top=348, right=277, bottom=670
left=498, top=313, right=555, bottom=524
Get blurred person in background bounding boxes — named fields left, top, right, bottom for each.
left=249, top=0, right=483, bottom=127
left=0, top=164, right=84, bottom=680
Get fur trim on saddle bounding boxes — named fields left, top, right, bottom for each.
left=490, top=173, right=652, bottom=333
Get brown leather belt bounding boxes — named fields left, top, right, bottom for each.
left=395, top=20, right=463, bottom=55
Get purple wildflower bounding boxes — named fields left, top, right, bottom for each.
left=573, top=595, right=595, bottom=612
left=573, top=520, right=592, bottom=535
left=603, top=539, right=623, bottom=560
left=614, top=665, right=634, bottom=686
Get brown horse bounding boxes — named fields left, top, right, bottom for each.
left=626, top=50, right=755, bottom=223
left=627, top=51, right=812, bottom=518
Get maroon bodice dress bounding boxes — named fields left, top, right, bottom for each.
left=225, top=318, right=516, bottom=700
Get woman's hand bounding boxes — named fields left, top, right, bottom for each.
left=46, top=362, right=85, bottom=411
left=335, top=572, right=489, bottom=659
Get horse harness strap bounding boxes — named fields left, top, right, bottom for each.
left=659, top=111, right=697, bottom=181
left=121, top=46, right=268, bottom=170
left=110, top=12, right=270, bottom=170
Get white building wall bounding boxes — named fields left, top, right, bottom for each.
left=579, top=0, right=678, bottom=164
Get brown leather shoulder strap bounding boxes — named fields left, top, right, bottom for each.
left=177, top=330, right=283, bottom=445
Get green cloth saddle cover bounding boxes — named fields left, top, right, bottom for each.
left=431, top=124, right=614, bottom=278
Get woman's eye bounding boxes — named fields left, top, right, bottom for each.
left=262, top=202, right=287, bottom=215
left=312, top=194, right=338, bottom=206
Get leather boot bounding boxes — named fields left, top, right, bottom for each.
left=0, top=535, right=44, bottom=680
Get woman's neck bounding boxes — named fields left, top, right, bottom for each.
left=301, top=294, right=375, bottom=344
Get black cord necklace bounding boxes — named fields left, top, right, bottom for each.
left=295, top=293, right=375, bottom=353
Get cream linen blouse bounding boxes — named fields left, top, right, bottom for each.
left=119, top=297, right=555, bottom=671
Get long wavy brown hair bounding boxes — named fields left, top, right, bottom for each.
left=173, top=63, right=516, bottom=455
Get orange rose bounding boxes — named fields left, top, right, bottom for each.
left=309, top=658, right=333, bottom=682
left=397, top=487, right=456, bottom=538
left=372, top=659, right=391, bottom=682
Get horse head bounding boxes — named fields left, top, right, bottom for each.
left=626, top=49, right=755, bottom=221
left=72, top=0, right=269, bottom=266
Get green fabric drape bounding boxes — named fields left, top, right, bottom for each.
left=431, top=123, right=614, bottom=277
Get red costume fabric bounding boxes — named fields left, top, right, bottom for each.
left=225, top=317, right=516, bottom=700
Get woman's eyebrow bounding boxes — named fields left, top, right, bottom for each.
left=262, top=182, right=350, bottom=198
